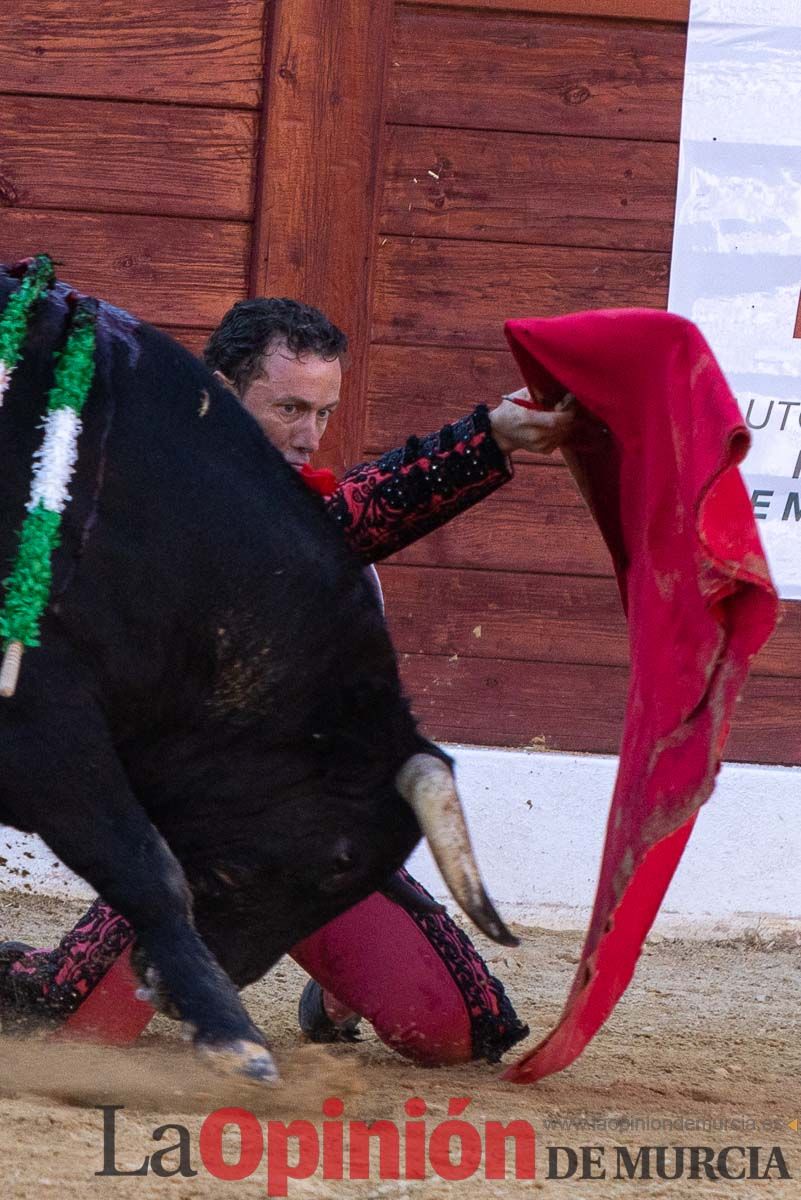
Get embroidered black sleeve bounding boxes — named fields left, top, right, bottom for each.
left=325, top=405, right=513, bottom=564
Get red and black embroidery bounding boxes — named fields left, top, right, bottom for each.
left=327, top=406, right=511, bottom=563
left=391, top=868, right=529, bottom=1063
left=1, top=898, right=132, bottom=1021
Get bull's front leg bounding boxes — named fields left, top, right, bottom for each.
left=0, top=675, right=276, bottom=1083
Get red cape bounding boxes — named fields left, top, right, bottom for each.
left=502, top=309, right=778, bottom=1084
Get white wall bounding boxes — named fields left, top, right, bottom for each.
left=407, top=746, right=801, bottom=934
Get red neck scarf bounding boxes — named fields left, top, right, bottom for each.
left=299, top=464, right=338, bottom=497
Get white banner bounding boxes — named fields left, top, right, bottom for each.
left=668, top=0, right=801, bottom=598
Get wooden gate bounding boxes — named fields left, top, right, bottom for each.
left=3, top=0, right=798, bottom=762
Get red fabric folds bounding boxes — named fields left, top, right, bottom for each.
left=502, top=309, right=778, bottom=1084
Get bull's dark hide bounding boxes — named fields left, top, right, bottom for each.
left=0, top=268, right=434, bottom=1074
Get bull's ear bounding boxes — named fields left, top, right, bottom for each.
left=213, top=369, right=238, bottom=396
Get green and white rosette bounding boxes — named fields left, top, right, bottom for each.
left=0, top=255, right=56, bottom=407
left=0, top=293, right=98, bottom=697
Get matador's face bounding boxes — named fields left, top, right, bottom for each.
left=218, top=339, right=342, bottom=468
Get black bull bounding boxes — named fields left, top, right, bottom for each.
left=0, top=273, right=513, bottom=1081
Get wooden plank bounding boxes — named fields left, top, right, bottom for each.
left=400, top=652, right=628, bottom=752
left=367, top=342, right=560, bottom=466
left=0, top=210, right=248, bottom=328
left=382, top=126, right=679, bottom=251
left=364, top=342, right=609, bottom=468
left=384, top=563, right=628, bottom=664
left=399, top=654, right=801, bottom=764
left=373, top=238, right=670, bottom=349
left=367, top=345, right=523, bottom=452
left=389, top=7, right=686, bottom=141
left=761, top=601, right=801, bottom=678
left=251, top=0, right=395, bottom=472
left=382, top=563, right=801, bottom=679
left=393, top=472, right=615, bottom=576
left=728, top=674, right=801, bottom=765
left=409, top=0, right=689, bottom=20
left=0, top=97, right=257, bottom=220
left=0, top=0, right=265, bottom=107
left=366, top=342, right=587, bottom=466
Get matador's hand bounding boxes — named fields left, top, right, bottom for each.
left=488, top=388, right=576, bottom=456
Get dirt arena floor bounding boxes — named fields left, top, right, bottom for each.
left=0, top=891, right=798, bottom=1199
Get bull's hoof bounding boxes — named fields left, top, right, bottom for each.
left=196, top=1038, right=280, bottom=1085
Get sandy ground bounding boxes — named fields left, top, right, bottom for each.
left=0, top=891, right=798, bottom=1199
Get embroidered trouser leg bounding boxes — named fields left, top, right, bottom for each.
left=292, top=869, right=528, bottom=1064
left=2, top=871, right=527, bottom=1064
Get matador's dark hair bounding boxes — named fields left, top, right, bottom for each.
left=203, top=298, right=348, bottom=394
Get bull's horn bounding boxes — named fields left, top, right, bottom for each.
left=396, top=754, right=518, bottom=947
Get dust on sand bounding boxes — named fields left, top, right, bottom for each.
left=0, top=891, right=798, bottom=1199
